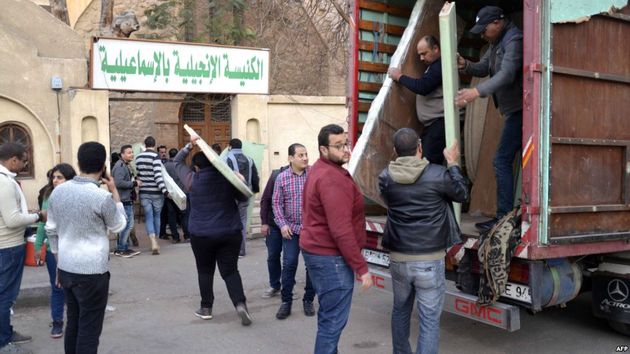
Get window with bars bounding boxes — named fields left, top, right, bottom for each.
left=210, top=96, right=231, bottom=122
left=182, top=101, right=205, bottom=122
left=181, top=95, right=232, bottom=122
left=0, top=123, right=34, bottom=178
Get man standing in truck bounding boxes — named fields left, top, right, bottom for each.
left=388, top=35, right=446, bottom=165
left=379, top=128, right=469, bottom=354
left=455, top=5, right=523, bottom=233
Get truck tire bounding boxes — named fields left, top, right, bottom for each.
left=609, top=320, right=630, bottom=336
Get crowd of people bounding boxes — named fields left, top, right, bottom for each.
left=0, top=5, right=520, bottom=354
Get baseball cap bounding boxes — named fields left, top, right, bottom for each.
left=470, top=6, right=505, bottom=34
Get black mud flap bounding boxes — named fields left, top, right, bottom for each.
left=592, top=272, right=630, bottom=325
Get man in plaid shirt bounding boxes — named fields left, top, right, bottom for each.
left=272, top=143, right=316, bottom=320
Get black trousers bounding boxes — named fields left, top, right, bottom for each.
left=190, top=234, right=246, bottom=308
left=59, top=270, right=110, bottom=354
left=421, top=118, right=446, bottom=165
left=160, top=199, right=180, bottom=239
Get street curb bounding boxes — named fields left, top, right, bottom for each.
left=15, top=283, right=50, bottom=309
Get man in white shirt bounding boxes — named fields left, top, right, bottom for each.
left=0, top=143, right=42, bottom=354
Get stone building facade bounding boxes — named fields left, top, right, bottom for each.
left=1, top=0, right=109, bottom=208
left=68, top=0, right=349, bottom=185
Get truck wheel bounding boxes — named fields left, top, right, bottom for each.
left=608, top=320, right=630, bottom=336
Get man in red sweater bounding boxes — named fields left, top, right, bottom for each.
left=300, top=124, right=372, bottom=354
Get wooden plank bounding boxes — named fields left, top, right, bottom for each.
left=358, top=61, right=389, bottom=73
left=358, top=101, right=372, bottom=113
left=551, top=75, right=630, bottom=140
left=358, top=0, right=412, bottom=17
left=358, top=82, right=383, bottom=93
left=358, top=19, right=406, bottom=36
left=551, top=204, right=630, bottom=214
left=552, top=137, right=630, bottom=146
left=552, top=65, right=630, bottom=85
left=439, top=2, right=461, bottom=222
left=183, top=124, right=253, bottom=198
left=550, top=212, right=630, bottom=238
left=550, top=144, right=623, bottom=207
left=358, top=40, right=397, bottom=54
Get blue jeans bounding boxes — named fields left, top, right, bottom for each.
left=45, top=251, right=65, bottom=323
left=266, top=225, right=282, bottom=290
left=117, top=204, right=134, bottom=252
left=494, top=110, right=522, bottom=218
left=0, top=244, right=25, bottom=348
left=237, top=200, right=249, bottom=256
left=390, top=259, right=445, bottom=354
left=303, top=252, right=354, bottom=354
left=281, top=233, right=315, bottom=303
left=140, top=194, right=164, bottom=236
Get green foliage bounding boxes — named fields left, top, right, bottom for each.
left=205, top=0, right=254, bottom=45
left=145, top=1, right=177, bottom=30
left=142, top=0, right=256, bottom=44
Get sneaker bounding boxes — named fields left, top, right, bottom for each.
left=236, top=303, right=252, bottom=326
left=50, top=321, right=63, bottom=338
left=113, top=250, right=124, bottom=257
left=475, top=218, right=499, bottom=233
left=194, top=307, right=213, bottom=320
left=123, top=249, right=141, bottom=258
left=172, top=239, right=181, bottom=244
left=9, top=331, right=31, bottom=345
left=275, top=302, right=291, bottom=320
left=0, top=343, right=33, bottom=354
left=261, top=287, right=280, bottom=299
left=303, top=301, right=315, bottom=317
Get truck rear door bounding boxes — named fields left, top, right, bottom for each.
left=540, top=4, right=630, bottom=244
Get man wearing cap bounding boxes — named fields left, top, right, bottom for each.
left=455, top=5, right=523, bottom=232
left=388, top=35, right=446, bottom=165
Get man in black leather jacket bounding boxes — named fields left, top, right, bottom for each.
left=378, top=128, right=469, bottom=354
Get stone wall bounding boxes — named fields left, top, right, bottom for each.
left=74, top=0, right=179, bottom=53
left=232, top=94, right=348, bottom=186
left=108, top=93, right=183, bottom=151
left=1, top=0, right=109, bottom=208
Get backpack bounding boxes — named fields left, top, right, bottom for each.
left=226, top=153, right=254, bottom=188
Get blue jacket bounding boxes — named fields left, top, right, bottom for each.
left=174, top=144, right=247, bottom=238
left=188, top=166, right=245, bottom=238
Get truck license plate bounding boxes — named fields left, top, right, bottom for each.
left=502, top=282, right=531, bottom=303
left=362, top=249, right=390, bottom=267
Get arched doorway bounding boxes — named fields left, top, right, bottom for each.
left=179, top=94, right=232, bottom=150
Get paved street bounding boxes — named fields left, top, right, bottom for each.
left=13, top=233, right=630, bottom=354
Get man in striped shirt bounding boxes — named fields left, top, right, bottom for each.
left=135, top=136, right=169, bottom=255
left=272, top=143, right=315, bottom=320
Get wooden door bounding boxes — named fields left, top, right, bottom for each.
left=547, top=8, right=630, bottom=243
left=179, top=95, right=232, bottom=154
